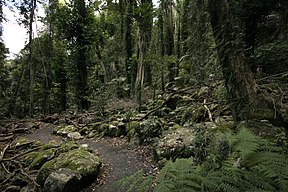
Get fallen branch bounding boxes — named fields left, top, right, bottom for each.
left=203, top=99, right=214, bottom=123
left=141, top=86, right=197, bottom=120
left=1, top=142, right=12, bottom=174
left=0, top=135, right=14, bottom=142
left=0, top=159, right=40, bottom=188
left=65, top=117, right=81, bottom=128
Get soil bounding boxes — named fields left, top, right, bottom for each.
left=23, top=126, right=157, bottom=192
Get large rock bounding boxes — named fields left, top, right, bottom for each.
left=37, top=148, right=101, bottom=186
left=43, top=168, right=82, bottom=192
left=154, top=127, right=195, bottom=161
left=126, top=118, right=163, bottom=144
left=67, top=132, right=83, bottom=140
left=54, top=125, right=78, bottom=136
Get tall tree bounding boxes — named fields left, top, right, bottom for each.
left=207, top=0, right=288, bottom=124
left=135, top=0, right=153, bottom=111
left=28, top=0, right=37, bottom=116
left=165, top=0, right=175, bottom=83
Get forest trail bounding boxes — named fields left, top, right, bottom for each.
left=23, top=126, right=156, bottom=192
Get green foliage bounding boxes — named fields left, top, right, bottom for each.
left=137, top=118, right=163, bottom=144
left=125, top=127, right=288, bottom=192
left=254, top=41, right=288, bottom=74
left=117, top=170, right=153, bottom=192
left=154, top=159, right=203, bottom=192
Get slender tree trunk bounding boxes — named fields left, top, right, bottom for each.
left=159, top=0, right=165, bottom=92
left=28, top=0, right=37, bottom=117
left=96, top=45, right=108, bottom=83
left=166, top=0, right=175, bottom=83
left=125, top=0, right=133, bottom=96
left=136, top=35, right=145, bottom=112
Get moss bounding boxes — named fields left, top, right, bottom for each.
left=21, top=152, right=40, bottom=167
left=249, top=107, right=275, bottom=120
left=36, top=159, right=57, bottom=186
left=87, top=122, right=102, bottom=130
left=55, top=149, right=101, bottom=177
left=53, top=125, right=78, bottom=136
left=40, top=141, right=60, bottom=150
left=37, top=148, right=101, bottom=186
left=29, top=148, right=57, bottom=170
left=56, top=141, right=78, bottom=154
left=173, top=123, right=181, bottom=129
left=126, top=121, right=140, bottom=138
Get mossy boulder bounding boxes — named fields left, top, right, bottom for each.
left=126, top=119, right=163, bottom=144
left=53, top=125, right=78, bottom=136
left=43, top=168, right=82, bottom=192
left=21, top=152, right=40, bottom=167
left=179, top=104, right=206, bottom=126
left=154, top=127, right=195, bottom=161
left=29, top=148, right=57, bottom=170
left=87, top=122, right=126, bottom=137
left=37, top=148, right=101, bottom=186
left=29, top=141, right=78, bottom=170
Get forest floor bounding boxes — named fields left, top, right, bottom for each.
left=21, top=125, right=157, bottom=192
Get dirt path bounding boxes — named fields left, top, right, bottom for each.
left=24, top=127, right=156, bottom=192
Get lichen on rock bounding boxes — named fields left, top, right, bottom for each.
left=36, top=148, right=101, bottom=186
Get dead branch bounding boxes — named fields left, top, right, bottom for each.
left=0, top=135, right=14, bottom=142
left=203, top=99, right=214, bottom=123
left=13, top=128, right=31, bottom=133
left=65, top=117, right=81, bottom=128
left=1, top=142, right=12, bottom=174
left=0, top=159, right=40, bottom=187
left=141, top=86, right=197, bottom=120
left=10, top=146, right=41, bottom=160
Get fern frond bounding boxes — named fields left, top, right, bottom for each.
left=117, top=170, right=152, bottom=192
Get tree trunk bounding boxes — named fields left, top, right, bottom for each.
left=28, top=0, right=37, bottom=117
left=279, top=6, right=288, bottom=40
left=166, top=0, right=175, bottom=83
left=208, top=0, right=259, bottom=121
left=159, top=0, right=165, bottom=92
left=181, top=0, right=190, bottom=55
left=124, top=0, right=133, bottom=96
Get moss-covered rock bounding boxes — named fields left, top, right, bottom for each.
left=53, top=125, right=78, bottom=136
left=29, top=141, right=78, bottom=170
left=29, top=148, right=57, bottom=170
left=154, top=127, right=195, bottom=161
left=36, top=148, right=101, bottom=186
left=21, top=152, right=40, bottom=167
left=179, top=104, right=206, bottom=126
left=126, top=119, right=163, bottom=144
left=37, top=159, right=57, bottom=186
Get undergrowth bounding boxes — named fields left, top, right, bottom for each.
left=119, top=127, right=288, bottom=192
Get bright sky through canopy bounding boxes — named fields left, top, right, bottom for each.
left=3, top=0, right=159, bottom=58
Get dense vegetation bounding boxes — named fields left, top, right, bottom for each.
left=0, top=0, right=287, bottom=191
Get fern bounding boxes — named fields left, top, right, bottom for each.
left=122, top=126, right=288, bottom=192
left=117, top=170, right=153, bottom=192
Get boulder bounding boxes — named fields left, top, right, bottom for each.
left=154, top=127, right=195, bottom=161
left=67, top=132, right=83, bottom=140
left=37, top=148, right=101, bottom=186
left=43, top=168, right=82, bottom=192
left=126, top=119, right=162, bottom=144
left=54, top=125, right=78, bottom=136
